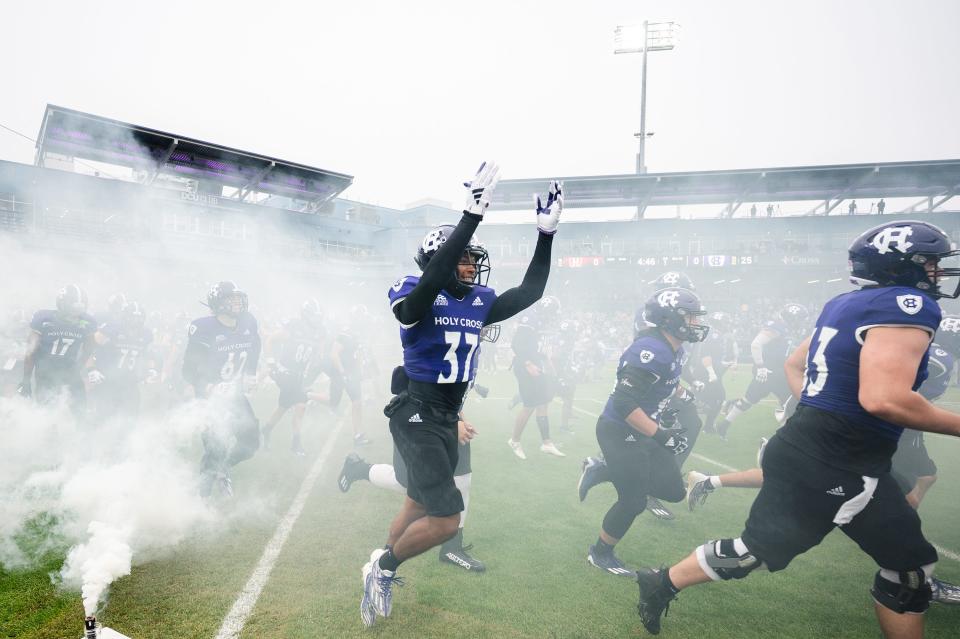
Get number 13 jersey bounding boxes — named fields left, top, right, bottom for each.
left=781, top=286, right=940, bottom=474
left=388, top=276, right=496, bottom=384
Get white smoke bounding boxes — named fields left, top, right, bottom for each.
left=0, top=392, right=226, bottom=615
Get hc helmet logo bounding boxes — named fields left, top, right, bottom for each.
left=657, top=291, right=680, bottom=307
left=662, top=272, right=680, bottom=285
left=872, top=226, right=914, bottom=255
left=422, top=230, right=447, bottom=253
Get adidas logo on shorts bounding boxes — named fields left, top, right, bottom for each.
left=472, top=297, right=484, bottom=306
left=408, top=413, right=423, bottom=423
left=434, top=295, right=448, bottom=306
left=826, top=486, right=845, bottom=496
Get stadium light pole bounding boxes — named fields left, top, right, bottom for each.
left=614, top=21, right=678, bottom=175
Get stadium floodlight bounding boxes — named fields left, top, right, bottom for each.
left=614, top=21, right=679, bottom=175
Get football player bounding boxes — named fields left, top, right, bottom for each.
left=581, top=272, right=705, bottom=520
left=20, top=285, right=97, bottom=414
left=710, top=302, right=808, bottom=440
left=339, top=329, right=499, bottom=574
left=262, top=300, right=327, bottom=455
left=87, top=301, right=155, bottom=421
left=697, top=311, right=738, bottom=436
left=359, top=164, right=560, bottom=627
left=323, top=325, right=372, bottom=446
left=638, top=220, right=960, bottom=635
left=552, top=317, right=582, bottom=435
left=507, top=295, right=565, bottom=458
left=585, top=287, right=708, bottom=576
left=182, top=281, right=261, bottom=497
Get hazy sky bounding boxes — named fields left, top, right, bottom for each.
left=2, top=0, right=958, bottom=217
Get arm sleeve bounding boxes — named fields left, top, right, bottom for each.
left=751, top=331, right=773, bottom=366
left=394, top=212, right=482, bottom=325
left=609, top=364, right=660, bottom=417
left=485, top=233, right=554, bottom=325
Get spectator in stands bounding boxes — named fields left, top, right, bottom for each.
left=878, top=198, right=886, bottom=214
left=766, top=203, right=774, bottom=218
left=750, top=204, right=757, bottom=218
left=848, top=200, right=858, bottom=215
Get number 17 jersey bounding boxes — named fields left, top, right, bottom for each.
left=388, top=276, right=496, bottom=384
left=781, top=286, right=940, bottom=474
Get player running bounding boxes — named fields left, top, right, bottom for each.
left=637, top=220, right=960, bottom=636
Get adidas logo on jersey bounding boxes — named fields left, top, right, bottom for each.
left=408, top=413, right=423, bottom=423
left=433, top=295, right=448, bottom=306
left=826, top=486, right=845, bottom=496
left=625, top=434, right=637, bottom=442
left=472, top=297, right=484, bottom=307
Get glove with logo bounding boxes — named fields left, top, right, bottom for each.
left=535, top=180, right=563, bottom=235
left=463, top=161, right=501, bottom=217
left=755, top=367, right=771, bottom=383
left=87, top=369, right=106, bottom=385
left=653, top=423, right=689, bottom=456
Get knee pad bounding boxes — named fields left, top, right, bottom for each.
left=696, top=538, right=765, bottom=581
left=872, top=565, right=935, bottom=613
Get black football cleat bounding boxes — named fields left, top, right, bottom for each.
left=337, top=453, right=368, bottom=493
left=587, top=545, right=635, bottom=577
left=578, top=456, right=608, bottom=502
left=636, top=567, right=677, bottom=635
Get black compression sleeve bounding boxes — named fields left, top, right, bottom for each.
left=485, top=232, right=553, bottom=325
left=395, top=212, right=483, bottom=325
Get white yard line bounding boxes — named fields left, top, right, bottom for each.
left=213, top=421, right=344, bottom=639
left=570, top=401, right=960, bottom=563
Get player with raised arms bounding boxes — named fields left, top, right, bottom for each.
left=359, top=162, right=562, bottom=627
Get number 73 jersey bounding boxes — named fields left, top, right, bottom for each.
left=799, top=285, right=941, bottom=440
left=388, top=276, right=496, bottom=384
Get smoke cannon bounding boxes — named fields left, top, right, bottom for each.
left=82, top=615, right=132, bottom=639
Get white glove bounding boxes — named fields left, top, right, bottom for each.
left=463, top=161, right=500, bottom=217
left=87, top=369, right=105, bottom=385
left=707, top=367, right=718, bottom=383
left=755, top=367, right=771, bottom=383
left=535, top=180, right=563, bottom=235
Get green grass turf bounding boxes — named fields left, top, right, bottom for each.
left=3, top=368, right=960, bottom=638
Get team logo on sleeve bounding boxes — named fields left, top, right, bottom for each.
left=896, top=294, right=923, bottom=315
left=639, top=350, right=655, bottom=363
left=872, top=226, right=914, bottom=254
left=392, top=277, right=407, bottom=292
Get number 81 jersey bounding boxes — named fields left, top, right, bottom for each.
left=799, top=285, right=940, bottom=440
left=388, top=276, right=496, bottom=384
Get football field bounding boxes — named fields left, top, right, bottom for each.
left=4, top=368, right=960, bottom=639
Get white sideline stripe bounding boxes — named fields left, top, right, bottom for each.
left=213, top=421, right=344, bottom=639
left=569, top=404, right=960, bottom=564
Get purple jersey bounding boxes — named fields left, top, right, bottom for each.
left=183, top=313, right=261, bottom=392
left=94, top=323, right=154, bottom=382
left=30, top=309, right=96, bottom=379
left=601, top=332, right=684, bottom=425
left=387, top=275, right=497, bottom=384
left=798, top=286, right=940, bottom=440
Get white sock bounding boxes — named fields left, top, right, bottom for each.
left=454, top=473, right=471, bottom=527
left=725, top=405, right=745, bottom=422
left=369, top=464, right=404, bottom=493
left=708, top=475, right=723, bottom=489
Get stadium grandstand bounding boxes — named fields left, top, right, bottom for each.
left=3, top=104, right=959, bottom=310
